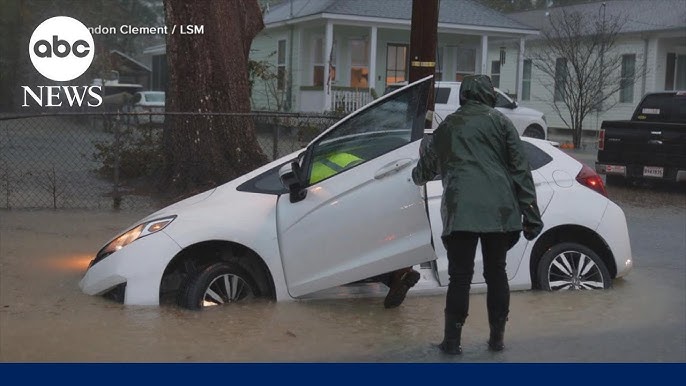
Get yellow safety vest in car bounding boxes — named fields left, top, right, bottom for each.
left=310, top=152, right=363, bottom=184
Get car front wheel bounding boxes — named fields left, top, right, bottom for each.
left=537, top=242, right=611, bottom=291
left=177, top=262, right=258, bottom=310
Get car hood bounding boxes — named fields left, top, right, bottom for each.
left=139, top=180, right=262, bottom=225
left=511, top=105, right=543, bottom=117
left=125, top=151, right=301, bottom=247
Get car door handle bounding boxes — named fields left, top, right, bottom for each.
left=374, top=158, right=414, bottom=179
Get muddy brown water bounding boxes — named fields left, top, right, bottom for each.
left=1, top=185, right=684, bottom=362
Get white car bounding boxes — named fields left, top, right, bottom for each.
left=434, top=81, right=547, bottom=139
left=386, top=81, right=548, bottom=139
left=80, top=77, right=632, bottom=309
left=130, top=91, right=165, bottom=124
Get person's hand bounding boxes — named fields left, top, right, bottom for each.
left=523, top=220, right=542, bottom=240
left=418, top=135, right=432, bottom=158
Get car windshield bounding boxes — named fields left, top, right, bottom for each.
left=144, top=92, right=165, bottom=102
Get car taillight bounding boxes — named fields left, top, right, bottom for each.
left=598, top=129, right=605, bottom=150
left=576, top=164, right=607, bottom=197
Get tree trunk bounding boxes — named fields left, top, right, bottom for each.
left=163, top=0, right=268, bottom=196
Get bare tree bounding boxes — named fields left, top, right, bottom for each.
left=163, top=0, right=268, bottom=196
left=530, top=9, right=645, bottom=148
left=248, top=56, right=288, bottom=111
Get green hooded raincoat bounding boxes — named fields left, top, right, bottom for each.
left=412, top=75, right=543, bottom=236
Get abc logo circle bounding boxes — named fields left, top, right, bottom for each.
left=29, top=16, right=94, bottom=82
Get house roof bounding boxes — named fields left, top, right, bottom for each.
left=509, top=0, right=686, bottom=34
left=264, top=0, right=537, bottom=33
left=110, top=50, right=151, bottom=72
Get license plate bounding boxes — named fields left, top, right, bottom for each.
left=643, top=166, right=663, bottom=178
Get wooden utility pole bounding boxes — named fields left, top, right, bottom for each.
left=409, top=0, right=439, bottom=123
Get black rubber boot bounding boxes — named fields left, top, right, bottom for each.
left=439, top=312, right=464, bottom=355
left=488, top=318, right=507, bottom=351
left=384, top=268, right=420, bottom=309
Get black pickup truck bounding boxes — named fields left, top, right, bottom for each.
left=596, top=91, right=686, bottom=184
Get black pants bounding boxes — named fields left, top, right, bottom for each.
left=443, top=231, right=511, bottom=324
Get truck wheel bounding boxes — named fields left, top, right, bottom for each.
left=523, top=125, right=545, bottom=139
left=177, top=262, right=259, bottom=310
left=538, top=242, right=611, bottom=291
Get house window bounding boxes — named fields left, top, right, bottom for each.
left=313, top=37, right=336, bottom=87
left=491, top=60, right=501, bottom=88
left=313, top=37, right=324, bottom=86
left=455, top=47, right=476, bottom=81
left=522, top=59, right=532, bottom=101
left=435, top=46, right=443, bottom=81
left=277, top=39, right=286, bottom=91
left=351, top=39, right=369, bottom=88
left=620, top=54, right=635, bottom=103
left=554, top=57, right=567, bottom=102
left=386, top=43, right=408, bottom=85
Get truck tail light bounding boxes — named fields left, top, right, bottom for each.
left=598, top=129, right=605, bottom=151
left=576, top=164, right=607, bottom=197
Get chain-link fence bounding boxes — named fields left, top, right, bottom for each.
left=0, top=112, right=343, bottom=210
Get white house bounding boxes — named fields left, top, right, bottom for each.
left=251, top=0, right=538, bottom=112
left=508, top=0, right=686, bottom=132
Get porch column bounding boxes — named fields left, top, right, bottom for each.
left=324, top=21, right=333, bottom=111
left=480, top=35, right=489, bottom=75
left=516, top=37, right=525, bottom=101
left=369, top=26, right=378, bottom=93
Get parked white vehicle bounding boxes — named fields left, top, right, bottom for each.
left=129, top=91, right=165, bottom=124
left=80, top=77, right=632, bottom=309
left=387, top=81, right=548, bottom=139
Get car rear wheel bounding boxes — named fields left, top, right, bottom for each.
left=538, top=242, right=611, bottom=291
left=523, top=125, right=545, bottom=139
left=177, top=262, right=258, bottom=310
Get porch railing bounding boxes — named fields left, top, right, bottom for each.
left=331, top=88, right=373, bottom=113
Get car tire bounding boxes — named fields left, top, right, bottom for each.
left=177, top=262, right=259, bottom=310
left=523, top=125, right=545, bottom=139
left=537, top=242, right=612, bottom=291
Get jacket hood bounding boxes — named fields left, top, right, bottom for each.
left=459, top=75, right=496, bottom=107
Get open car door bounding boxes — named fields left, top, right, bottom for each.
left=276, top=77, right=436, bottom=297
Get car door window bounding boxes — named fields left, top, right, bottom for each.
left=305, top=80, right=429, bottom=184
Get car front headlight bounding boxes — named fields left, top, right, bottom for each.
left=97, top=216, right=176, bottom=260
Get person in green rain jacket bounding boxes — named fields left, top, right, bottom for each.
left=412, top=75, right=543, bottom=355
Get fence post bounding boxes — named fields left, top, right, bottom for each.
left=272, top=116, right=279, bottom=160
left=112, top=113, right=121, bottom=210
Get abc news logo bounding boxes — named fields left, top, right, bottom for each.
left=23, top=16, right=102, bottom=108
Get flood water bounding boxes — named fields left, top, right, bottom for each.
left=1, top=182, right=684, bottom=362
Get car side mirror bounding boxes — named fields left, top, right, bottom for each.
left=511, top=101, right=518, bottom=109
left=279, top=161, right=307, bottom=203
